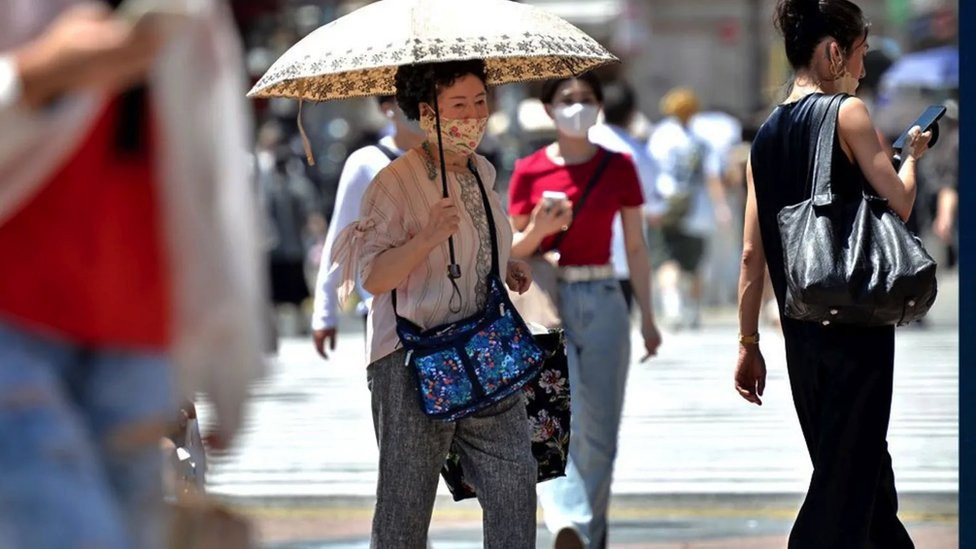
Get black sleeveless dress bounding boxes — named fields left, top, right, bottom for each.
left=750, top=94, right=914, bottom=549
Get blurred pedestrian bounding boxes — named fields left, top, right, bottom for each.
left=508, top=72, right=662, bottom=549
left=690, top=108, right=745, bottom=307
left=735, top=1, right=930, bottom=547
left=918, top=98, right=958, bottom=267
left=588, top=79, right=662, bottom=311
left=647, top=87, right=731, bottom=329
left=311, top=94, right=425, bottom=359
left=330, top=59, right=538, bottom=548
left=0, top=2, right=264, bottom=548
left=258, top=144, right=321, bottom=333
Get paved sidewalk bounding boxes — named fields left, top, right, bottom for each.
left=201, top=272, right=959, bottom=548
left=225, top=493, right=957, bottom=548
left=201, top=323, right=958, bottom=497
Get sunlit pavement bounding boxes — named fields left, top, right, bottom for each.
left=199, top=272, right=959, bottom=547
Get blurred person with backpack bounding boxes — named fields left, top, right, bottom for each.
left=646, top=87, right=732, bottom=329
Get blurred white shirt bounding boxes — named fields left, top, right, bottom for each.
left=312, top=135, right=403, bottom=330
left=589, top=122, right=661, bottom=279
left=690, top=111, right=742, bottom=176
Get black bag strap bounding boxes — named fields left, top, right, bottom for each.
left=391, top=159, right=499, bottom=315
left=545, top=149, right=615, bottom=253
left=807, top=94, right=848, bottom=206
left=375, top=142, right=400, bottom=162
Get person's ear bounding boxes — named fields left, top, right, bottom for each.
left=829, top=41, right=846, bottom=66
left=822, top=40, right=844, bottom=79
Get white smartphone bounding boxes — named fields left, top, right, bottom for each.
left=541, top=190, right=569, bottom=212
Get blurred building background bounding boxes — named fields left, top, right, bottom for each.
left=231, top=0, right=958, bottom=190
left=231, top=0, right=959, bottom=319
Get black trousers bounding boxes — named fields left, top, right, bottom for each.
left=781, top=320, right=914, bottom=549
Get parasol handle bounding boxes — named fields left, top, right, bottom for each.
left=433, top=93, right=462, bottom=280
left=433, top=93, right=463, bottom=313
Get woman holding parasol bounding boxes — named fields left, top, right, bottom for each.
left=249, top=1, right=617, bottom=545
left=337, top=57, right=539, bottom=547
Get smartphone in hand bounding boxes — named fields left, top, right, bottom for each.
left=892, top=105, right=946, bottom=151
left=541, top=190, right=569, bottom=213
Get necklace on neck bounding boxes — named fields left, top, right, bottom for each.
left=421, top=141, right=469, bottom=180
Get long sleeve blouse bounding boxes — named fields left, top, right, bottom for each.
left=331, top=149, right=512, bottom=364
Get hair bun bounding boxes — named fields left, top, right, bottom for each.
left=774, top=0, right=867, bottom=70
left=776, top=0, right=820, bottom=31
left=795, top=0, right=821, bottom=15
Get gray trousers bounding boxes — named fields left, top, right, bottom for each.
left=367, top=350, right=538, bottom=549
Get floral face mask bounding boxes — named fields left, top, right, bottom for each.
left=420, top=109, right=488, bottom=157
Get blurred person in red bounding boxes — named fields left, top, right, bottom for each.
left=509, top=72, right=662, bottom=548
left=0, top=1, right=265, bottom=548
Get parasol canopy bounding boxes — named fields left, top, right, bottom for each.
left=247, top=0, right=618, bottom=101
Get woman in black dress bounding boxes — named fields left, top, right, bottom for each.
left=734, top=1, right=931, bottom=547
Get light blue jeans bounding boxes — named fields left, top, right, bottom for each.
left=538, top=278, right=631, bottom=549
left=0, top=320, right=175, bottom=549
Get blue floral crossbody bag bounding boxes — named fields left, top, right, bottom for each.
left=392, top=161, right=546, bottom=422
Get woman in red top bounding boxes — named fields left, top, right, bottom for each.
left=507, top=72, right=661, bottom=548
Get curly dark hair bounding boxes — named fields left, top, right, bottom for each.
left=774, top=0, right=869, bottom=70
left=394, top=60, right=488, bottom=120
left=539, top=72, right=604, bottom=105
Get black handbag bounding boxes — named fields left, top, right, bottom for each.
left=440, top=329, right=570, bottom=501
left=777, top=94, right=938, bottom=327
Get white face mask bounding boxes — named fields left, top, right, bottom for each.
left=553, top=103, right=600, bottom=138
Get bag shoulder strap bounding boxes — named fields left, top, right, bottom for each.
left=547, top=149, right=616, bottom=252
left=391, top=159, right=500, bottom=316
left=808, top=94, right=848, bottom=205
left=374, top=142, right=400, bottom=162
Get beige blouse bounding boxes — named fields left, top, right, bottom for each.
left=331, top=149, right=513, bottom=365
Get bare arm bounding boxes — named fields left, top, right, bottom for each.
left=621, top=206, right=661, bottom=358
left=933, top=187, right=959, bottom=243
left=621, top=206, right=655, bottom=324
left=510, top=213, right=544, bottom=259
left=706, top=174, right=733, bottom=226
left=510, top=203, right=572, bottom=259
left=737, top=158, right=765, bottom=337
left=11, top=5, right=161, bottom=110
left=734, top=157, right=767, bottom=406
left=837, top=98, right=931, bottom=221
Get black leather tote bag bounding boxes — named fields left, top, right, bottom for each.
left=777, top=94, right=938, bottom=327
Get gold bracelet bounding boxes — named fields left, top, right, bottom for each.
left=739, top=332, right=760, bottom=345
